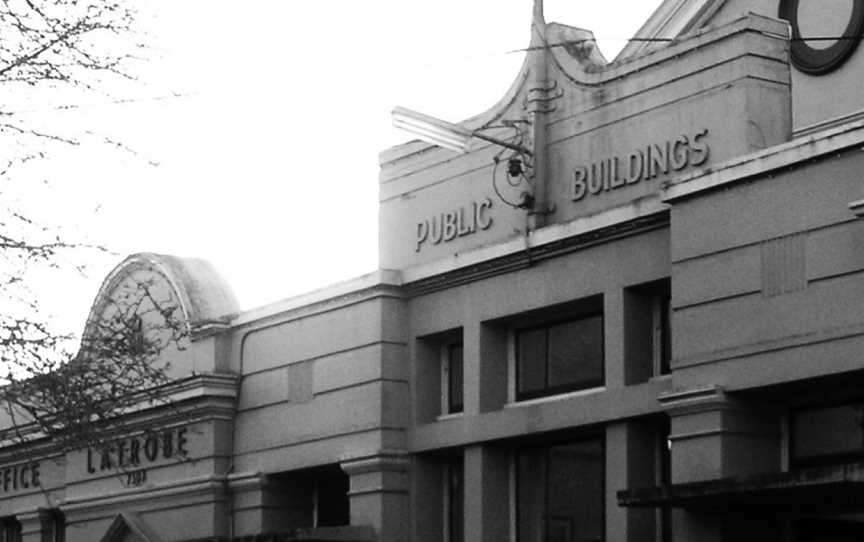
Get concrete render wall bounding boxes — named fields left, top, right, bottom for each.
left=3, top=6, right=864, bottom=542
left=232, top=290, right=408, bottom=474
left=690, top=0, right=864, bottom=134
left=378, top=14, right=791, bottom=271
left=223, top=285, right=409, bottom=539
left=670, top=147, right=864, bottom=392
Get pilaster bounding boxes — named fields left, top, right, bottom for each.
left=660, top=385, right=781, bottom=542
left=18, top=509, right=45, bottom=542
left=660, top=385, right=780, bottom=483
left=464, top=445, right=509, bottom=542
left=341, top=451, right=409, bottom=542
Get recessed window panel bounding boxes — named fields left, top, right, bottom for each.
left=0, top=517, right=21, bottom=542
left=792, top=403, right=864, bottom=467
left=548, top=317, right=604, bottom=390
left=447, top=455, right=464, bottom=542
left=518, top=437, right=605, bottom=542
left=517, top=312, right=604, bottom=401
left=447, top=343, right=464, bottom=414
left=658, top=293, right=671, bottom=376
left=518, top=328, right=548, bottom=397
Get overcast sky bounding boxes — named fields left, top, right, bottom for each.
left=22, top=0, right=663, bottom=334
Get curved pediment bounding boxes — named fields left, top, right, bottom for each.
left=82, top=253, right=239, bottom=343
left=384, top=1, right=610, bottom=162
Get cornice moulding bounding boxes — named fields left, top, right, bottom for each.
left=664, top=118, right=864, bottom=203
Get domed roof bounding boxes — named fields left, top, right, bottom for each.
left=82, top=253, right=239, bottom=339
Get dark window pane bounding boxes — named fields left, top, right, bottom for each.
left=518, top=438, right=605, bottom=542
left=792, top=404, right=864, bottom=465
left=659, top=294, right=671, bottom=375
left=316, top=467, right=350, bottom=527
left=448, top=344, right=464, bottom=414
left=547, top=316, right=603, bottom=390
left=448, top=456, right=464, bottom=542
left=517, top=328, right=547, bottom=397
left=518, top=448, right=546, bottom=542
left=548, top=440, right=604, bottom=542
left=0, top=519, right=21, bottom=542
left=53, top=511, right=65, bottom=542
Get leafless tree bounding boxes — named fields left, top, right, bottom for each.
left=2, top=275, right=189, bottom=450
left=0, top=1, right=181, bottom=452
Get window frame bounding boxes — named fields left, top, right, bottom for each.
left=43, top=511, right=64, bottom=542
left=441, top=341, right=464, bottom=415
left=514, top=312, right=605, bottom=402
left=443, top=453, right=464, bottom=542
left=0, top=517, right=21, bottom=542
left=515, top=433, right=606, bottom=542
left=789, top=399, right=864, bottom=469
left=651, top=291, right=671, bottom=377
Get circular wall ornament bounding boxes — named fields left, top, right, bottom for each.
left=779, top=0, right=864, bottom=74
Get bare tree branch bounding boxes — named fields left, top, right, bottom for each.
left=0, top=0, right=185, bottom=460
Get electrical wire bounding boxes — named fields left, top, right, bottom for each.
left=508, top=35, right=864, bottom=54
left=1, top=92, right=195, bottom=116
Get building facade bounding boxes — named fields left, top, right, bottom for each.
left=1, top=0, right=864, bottom=541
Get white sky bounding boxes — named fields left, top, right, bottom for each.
left=21, top=0, right=663, bottom=335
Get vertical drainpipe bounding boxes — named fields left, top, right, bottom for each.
left=527, top=0, right=552, bottom=231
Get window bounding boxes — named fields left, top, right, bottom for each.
left=791, top=401, right=864, bottom=468
left=624, top=280, right=671, bottom=384
left=43, top=511, right=64, bottom=542
left=516, top=313, right=604, bottom=400
left=517, top=436, right=604, bottom=542
left=445, top=454, right=464, bottom=542
left=0, top=517, right=21, bottom=542
left=270, top=465, right=350, bottom=530
left=416, top=328, right=463, bottom=422
left=313, top=466, right=350, bottom=527
left=443, top=342, right=464, bottom=414
left=652, top=292, right=671, bottom=377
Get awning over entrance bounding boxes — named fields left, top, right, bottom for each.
left=618, top=463, right=864, bottom=510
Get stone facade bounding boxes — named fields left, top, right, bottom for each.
left=2, top=1, right=864, bottom=541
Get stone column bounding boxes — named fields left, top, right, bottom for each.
left=463, top=320, right=507, bottom=415
left=604, top=289, right=626, bottom=388
left=18, top=509, right=64, bottom=542
left=660, top=385, right=779, bottom=484
left=18, top=510, right=42, bottom=542
left=660, top=385, right=780, bottom=542
left=409, top=455, right=444, bottom=542
left=227, top=472, right=269, bottom=537
left=464, top=445, right=509, bottom=542
left=341, top=451, right=409, bottom=542
left=607, top=422, right=663, bottom=542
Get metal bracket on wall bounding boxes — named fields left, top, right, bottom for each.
left=525, top=79, right=563, bottom=114
left=850, top=198, right=864, bottom=218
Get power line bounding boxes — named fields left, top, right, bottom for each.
left=507, top=34, right=863, bottom=54
left=2, top=92, right=195, bottom=116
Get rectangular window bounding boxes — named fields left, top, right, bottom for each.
left=44, top=511, right=64, bottom=542
left=445, top=343, right=464, bottom=414
left=791, top=402, right=864, bottom=468
left=314, top=465, right=350, bottom=527
left=654, top=292, right=671, bottom=377
left=624, top=280, right=671, bottom=384
left=0, top=517, right=21, bottom=542
left=516, top=314, right=604, bottom=400
left=517, top=436, right=605, bottom=542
